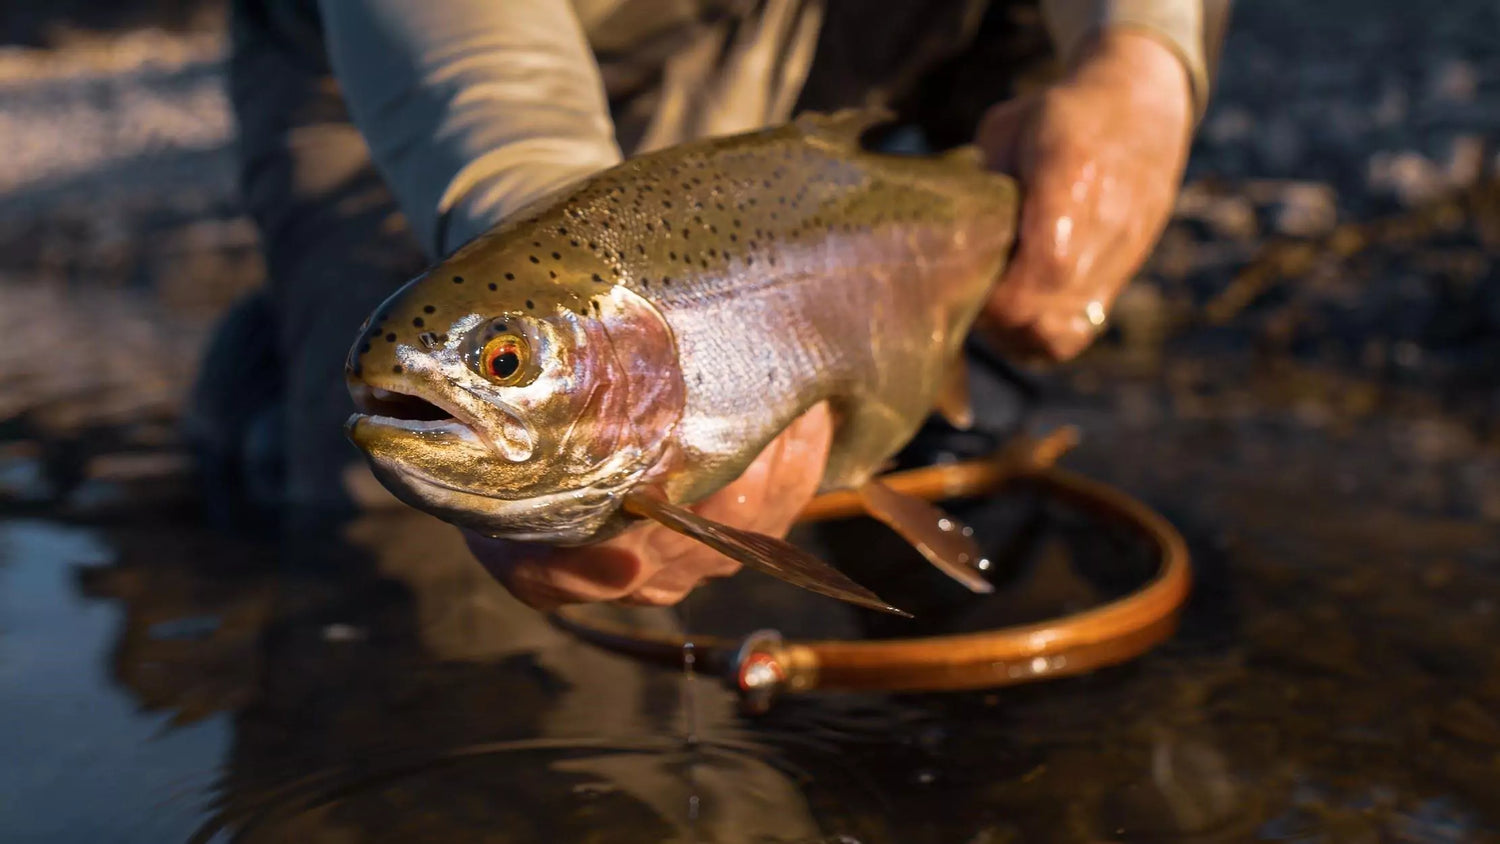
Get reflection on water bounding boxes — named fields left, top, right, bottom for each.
left=0, top=521, right=228, bottom=844
left=4, top=445, right=1498, bottom=841
left=4, top=502, right=912, bottom=843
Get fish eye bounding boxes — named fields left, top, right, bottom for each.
left=480, top=333, right=530, bottom=385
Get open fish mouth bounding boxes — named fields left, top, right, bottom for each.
left=352, top=382, right=451, bottom=421
left=346, top=382, right=484, bottom=445
left=346, top=379, right=624, bottom=541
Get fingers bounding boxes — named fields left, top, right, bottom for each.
left=974, top=96, right=1038, bottom=175
left=981, top=147, right=1123, bottom=361
left=464, top=531, right=652, bottom=609
left=694, top=401, right=832, bottom=538
left=462, top=402, right=835, bottom=610
left=616, top=565, right=706, bottom=607
left=973, top=31, right=1193, bottom=364
left=618, top=401, right=833, bottom=607
left=978, top=114, right=1188, bottom=361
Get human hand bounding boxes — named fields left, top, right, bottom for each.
left=464, top=402, right=833, bottom=609
left=976, top=29, right=1194, bottom=361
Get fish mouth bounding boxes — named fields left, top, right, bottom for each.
left=347, top=382, right=624, bottom=541
left=346, top=381, right=485, bottom=446
left=350, top=381, right=452, bottom=422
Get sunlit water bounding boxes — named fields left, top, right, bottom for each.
left=3, top=433, right=1498, bottom=842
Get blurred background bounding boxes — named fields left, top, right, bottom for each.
left=2, top=1, right=1499, bottom=842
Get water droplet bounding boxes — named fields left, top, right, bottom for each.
left=323, top=623, right=367, bottom=643
left=571, top=782, right=616, bottom=800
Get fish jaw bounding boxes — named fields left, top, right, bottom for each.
left=347, top=412, right=637, bottom=542
left=344, top=376, right=655, bottom=543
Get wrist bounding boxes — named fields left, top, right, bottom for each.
left=1068, top=29, right=1193, bottom=139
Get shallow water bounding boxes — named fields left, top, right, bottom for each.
left=4, top=407, right=1500, bottom=842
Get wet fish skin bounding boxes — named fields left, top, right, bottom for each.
left=345, top=276, right=683, bottom=544
left=344, top=109, right=1018, bottom=598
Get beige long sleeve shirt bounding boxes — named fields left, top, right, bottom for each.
left=316, top=0, right=1227, bottom=259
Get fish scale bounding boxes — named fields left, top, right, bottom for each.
left=344, top=109, right=1019, bottom=613
left=501, top=121, right=1004, bottom=496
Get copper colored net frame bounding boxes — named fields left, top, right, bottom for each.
left=550, top=428, right=1192, bottom=699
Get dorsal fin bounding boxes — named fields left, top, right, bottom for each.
left=794, top=107, right=897, bottom=149
left=939, top=144, right=987, bottom=170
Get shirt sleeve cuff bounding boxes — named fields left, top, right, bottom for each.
left=1040, top=0, right=1211, bottom=122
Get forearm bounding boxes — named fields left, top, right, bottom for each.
left=316, top=0, right=623, bottom=259
left=1039, top=0, right=1231, bottom=121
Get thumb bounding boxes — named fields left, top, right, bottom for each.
left=975, top=96, right=1040, bottom=175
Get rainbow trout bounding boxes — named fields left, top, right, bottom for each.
left=345, top=110, right=1018, bottom=615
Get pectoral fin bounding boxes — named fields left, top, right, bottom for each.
left=622, top=490, right=909, bottom=617
left=857, top=479, right=994, bottom=593
left=935, top=356, right=974, bottom=430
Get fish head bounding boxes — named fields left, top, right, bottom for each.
left=344, top=256, right=684, bottom=543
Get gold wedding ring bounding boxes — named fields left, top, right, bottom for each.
left=1084, top=299, right=1108, bottom=332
